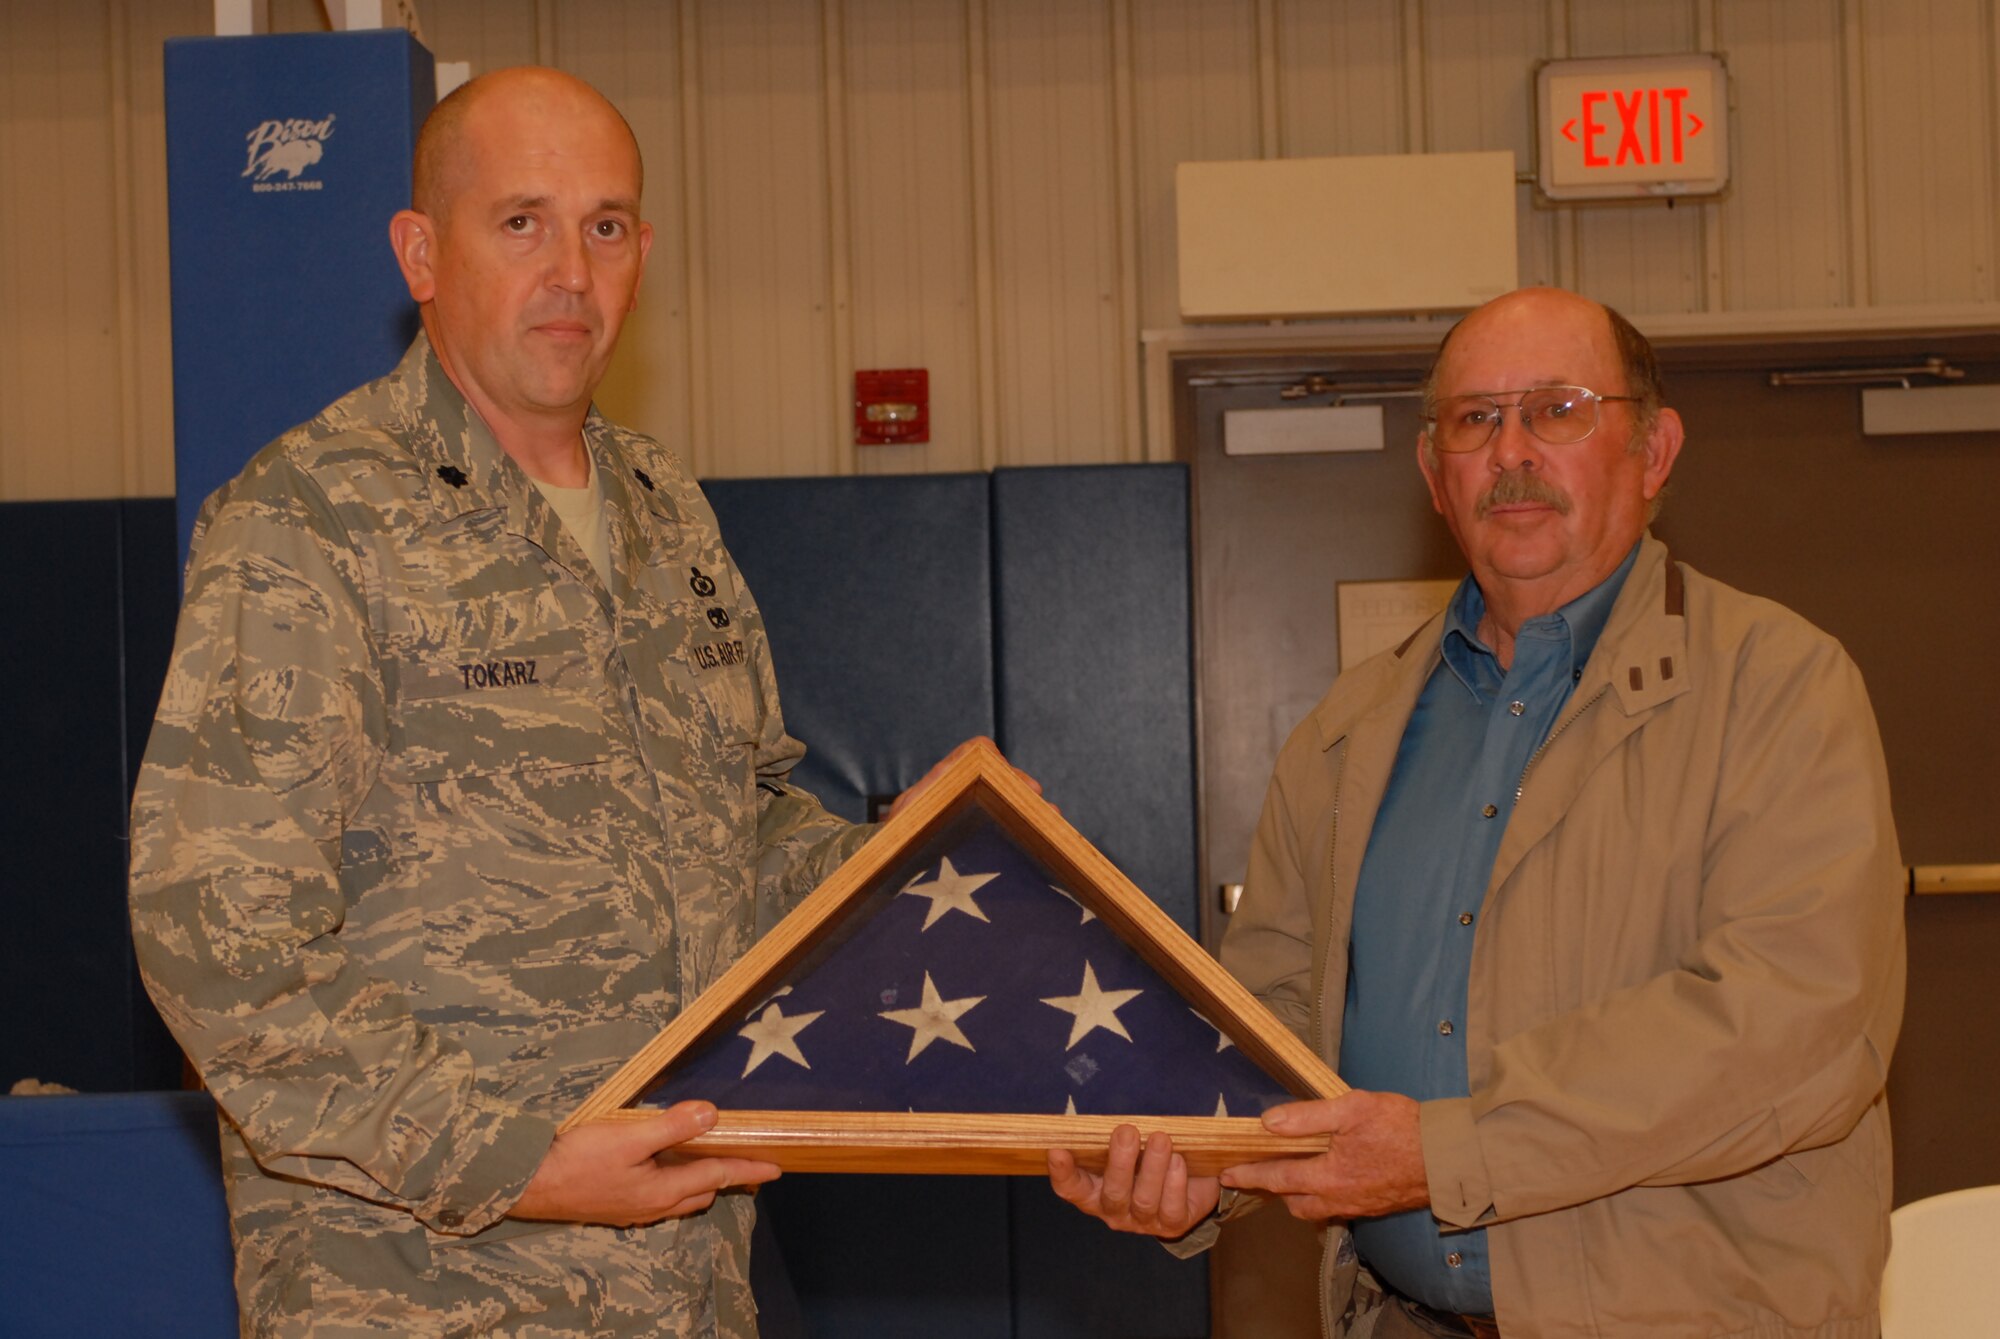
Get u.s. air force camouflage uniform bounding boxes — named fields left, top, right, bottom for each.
left=129, top=334, right=872, bottom=1337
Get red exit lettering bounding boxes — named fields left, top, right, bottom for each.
left=1563, top=87, right=1703, bottom=168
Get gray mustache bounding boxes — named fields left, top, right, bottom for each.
left=1477, top=470, right=1572, bottom=518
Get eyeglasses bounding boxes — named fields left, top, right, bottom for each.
left=1420, top=385, right=1644, bottom=454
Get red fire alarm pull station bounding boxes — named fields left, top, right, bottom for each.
left=855, top=369, right=929, bottom=445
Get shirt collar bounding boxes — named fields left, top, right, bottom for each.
left=1438, top=540, right=1643, bottom=697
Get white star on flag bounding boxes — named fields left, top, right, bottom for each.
left=1041, top=960, right=1143, bottom=1050
left=1049, top=882, right=1096, bottom=924
left=1191, top=1006, right=1234, bottom=1053
left=879, top=972, right=986, bottom=1061
left=737, top=1002, right=823, bottom=1076
left=751, top=984, right=794, bottom=1012
left=899, top=856, right=1000, bottom=930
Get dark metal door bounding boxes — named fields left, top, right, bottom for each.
left=1185, top=365, right=1458, bottom=956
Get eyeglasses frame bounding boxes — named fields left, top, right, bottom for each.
left=1419, top=385, right=1647, bottom=455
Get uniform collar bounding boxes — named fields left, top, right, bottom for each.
left=390, top=331, right=537, bottom=522
left=389, top=332, right=677, bottom=615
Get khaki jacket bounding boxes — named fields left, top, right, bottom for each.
left=130, top=336, right=871, bottom=1336
left=1223, top=537, right=1905, bottom=1338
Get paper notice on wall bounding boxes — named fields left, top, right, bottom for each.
left=1336, top=579, right=1458, bottom=671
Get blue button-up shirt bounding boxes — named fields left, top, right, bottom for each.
left=1337, top=542, right=1639, bottom=1314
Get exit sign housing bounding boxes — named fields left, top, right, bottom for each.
left=1536, top=54, right=1729, bottom=201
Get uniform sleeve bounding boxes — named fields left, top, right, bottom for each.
left=128, top=462, right=553, bottom=1237
left=1423, top=629, right=1906, bottom=1229
left=1160, top=1186, right=1269, bottom=1259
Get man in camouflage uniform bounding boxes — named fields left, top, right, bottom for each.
left=130, top=67, right=924, bottom=1336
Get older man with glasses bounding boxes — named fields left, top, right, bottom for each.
left=1051, top=286, right=1905, bottom=1339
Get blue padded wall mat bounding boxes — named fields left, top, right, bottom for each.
left=1, top=500, right=181, bottom=1093
left=1007, top=1177, right=1209, bottom=1338
left=0, top=471, right=1203, bottom=1335
left=120, top=498, right=190, bottom=1087
left=991, top=465, right=1200, bottom=935
left=702, top=473, right=1010, bottom=1338
left=991, top=464, right=1208, bottom=1336
left=165, top=31, right=432, bottom=563
left=120, top=498, right=183, bottom=804
left=0, top=1092, right=238, bottom=1336
left=757, top=1174, right=1015, bottom=1339
left=703, top=474, right=996, bottom=822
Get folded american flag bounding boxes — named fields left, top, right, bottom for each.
left=640, top=809, right=1294, bottom=1117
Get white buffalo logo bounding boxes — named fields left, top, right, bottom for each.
left=251, top=138, right=321, bottom=181
left=242, top=115, right=335, bottom=182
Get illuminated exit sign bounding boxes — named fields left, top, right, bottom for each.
left=1536, top=54, right=1728, bottom=200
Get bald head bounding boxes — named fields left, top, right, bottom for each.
left=1424, top=287, right=1663, bottom=440
left=1417, top=287, right=1673, bottom=527
left=388, top=64, right=654, bottom=467
left=413, top=67, right=642, bottom=222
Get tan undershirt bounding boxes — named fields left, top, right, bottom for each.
left=529, top=450, right=614, bottom=584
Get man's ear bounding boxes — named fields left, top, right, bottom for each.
left=1416, top=432, right=1447, bottom=516
left=389, top=210, right=437, bottom=303
left=1641, top=407, right=1685, bottom=503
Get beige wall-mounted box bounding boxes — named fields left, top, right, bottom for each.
left=1176, top=151, right=1518, bottom=321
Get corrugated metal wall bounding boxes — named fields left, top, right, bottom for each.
left=4, top=0, right=1998, bottom=498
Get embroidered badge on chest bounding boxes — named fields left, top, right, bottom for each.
left=689, top=639, right=745, bottom=670
left=458, top=659, right=539, bottom=689
left=689, top=567, right=718, bottom=598
left=436, top=464, right=468, bottom=488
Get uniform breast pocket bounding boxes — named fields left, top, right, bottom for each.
left=386, top=649, right=612, bottom=778
left=694, top=658, right=760, bottom=747
left=639, top=588, right=763, bottom=748
left=382, top=666, right=646, bottom=1030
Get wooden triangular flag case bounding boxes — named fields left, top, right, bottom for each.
left=566, top=740, right=1344, bottom=1173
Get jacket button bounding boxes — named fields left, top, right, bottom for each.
left=1480, top=803, right=1498, bottom=818
left=1438, top=1019, right=1454, bottom=1036
left=1446, top=1251, right=1464, bottom=1268
left=438, top=1209, right=464, bottom=1229
left=1508, top=700, right=1525, bottom=716
left=1458, top=912, right=1474, bottom=926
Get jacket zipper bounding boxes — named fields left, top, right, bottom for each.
left=1315, top=744, right=1345, bottom=1339
left=1514, top=683, right=1610, bottom=802
left=1312, top=742, right=1343, bottom=1059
